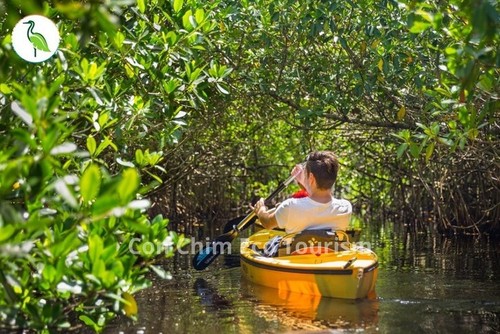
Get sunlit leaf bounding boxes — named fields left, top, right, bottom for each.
left=80, top=164, right=101, bottom=202
left=409, top=21, right=431, bottom=33
left=182, top=10, right=194, bottom=30
left=113, top=31, right=125, bottom=48
left=127, top=199, right=151, bottom=210
left=137, top=0, right=145, bottom=13
left=0, top=83, right=11, bottom=94
left=50, top=142, right=77, bottom=155
left=216, top=83, right=229, bottom=94
left=149, top=265, right=172, bottom=280
left=117, top=168, right=140, bottom=202
left=55, top=179, right=78, bottom=208
left=11, top=102, right=33, bottom=127
left=88, top=234, right=103, bottom=265
left=173, top=0, right=184, bottom=13
left=0, top=225, right=15, bottom=243
left=116, top=158, right=135, bottom=168
left=87, top=136, right=97, bottom=155
left=195, top=8, right=205, bottom=24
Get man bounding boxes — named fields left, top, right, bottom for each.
left=252, top=151, right=352, bottom=233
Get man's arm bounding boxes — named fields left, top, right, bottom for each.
left=252, top=198, right=278, bottom=230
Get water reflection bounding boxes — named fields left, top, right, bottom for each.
left=241, top=279, right=379, bottom=329
left=194, top=278, right=232, bottom=311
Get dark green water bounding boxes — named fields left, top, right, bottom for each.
left=106, top=222, right=500, bottom=333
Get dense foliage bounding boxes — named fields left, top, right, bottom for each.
left=202, top=0, right=499, bottom=233
left=0, top=0, right=218, bottom=331
left=0, top=0, right=498, bottom=332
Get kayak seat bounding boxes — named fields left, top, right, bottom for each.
left=256, top=230, right=351, bottom=257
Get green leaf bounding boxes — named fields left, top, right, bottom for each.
left=195, top=8, right=205, bottom=24
left=430, top=122, right=440, bottom=137
left=135, top=149, right=145, bottom=166
left=415, top=9, right=434, bottom=23
left=95, top=136, right=117, bottom=157
left=467, top=128, right=479, bottom=140
left=88, top=234, right=103, bottom=264
left=438, top=137, right=454, bottom=146
left=459, top=137, right=467, bottom=149
left=98, top=113, right=109, bottom=128
left=137, top=0, right=146, bottom=13
left=396, top=143, right=408, bottom=159
left=409, top=143, right=421, bottom=158
left=79, top=315, right=95, bottom=326
left=42, top=264, right=58, bottom=284
left=216, top=83, right=229, bottom=94
left=79, top=315, right=100, bottom=332
left=92, top=196, right=120, bottom=215
left=0, top=83, right=11, bottom=94
left=425, top=142, right=435, bottom=163
left=51, top=232, right=79, bottom=259
left=80, top=164, right=101, bottom=202
left=87, top=136, right=97, bottom=155
left=409, top=21, right=431, bottom=33
left=118, top=169, right=140, bottom=202
left=182, top=10, right=194, bottom=30
left=111, top=259, right=124, bottom=277
left=163, top=78, right=179, bottom=94
left=0, top=225, right=16, bottom=243
left=113, top=31, right=125, bottom=48
left=173, top=0, right=184, bottom=13
left=145, top=170, right=163, bottom=184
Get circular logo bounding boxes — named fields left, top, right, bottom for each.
left=12, top=15, right=60, bottom=63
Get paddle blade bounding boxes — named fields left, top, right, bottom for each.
left=192, top=230, right=237, bottom=270
left=192, top=243, right=223, bottom=270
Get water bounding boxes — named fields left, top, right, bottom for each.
left=106, top=223, right=500, bottom=333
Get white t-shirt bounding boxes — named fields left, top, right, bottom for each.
left=274, top=197, right=352, bottom=233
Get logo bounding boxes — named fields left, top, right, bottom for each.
left=11, top=15, right=60, bottom=63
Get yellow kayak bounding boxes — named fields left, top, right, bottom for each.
left=240, top=229, right=378, bottom=299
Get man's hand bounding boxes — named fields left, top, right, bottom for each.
left=251, top=198, right=266, bottom=217
left=250, top=198, right=278, bottom=230
left=292, top=163, right=306, bottom=189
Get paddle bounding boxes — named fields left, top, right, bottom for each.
left=222, top=215, right=258, bottom=234
left=192, top=169, right=301, bottom=270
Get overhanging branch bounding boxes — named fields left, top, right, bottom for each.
left=267, top=91, right=413, bottom=130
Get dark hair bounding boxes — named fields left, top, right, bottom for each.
left=306, top=151, right=339, bottom=190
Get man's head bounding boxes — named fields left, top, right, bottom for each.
left=305, top=151, right=339, bottom=190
